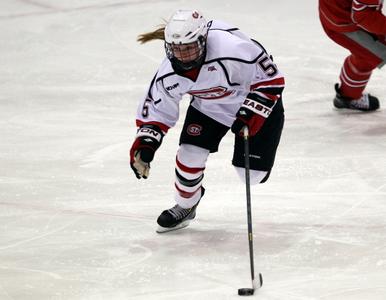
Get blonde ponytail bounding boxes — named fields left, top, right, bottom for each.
left=137, top=25, right=166, bottom=44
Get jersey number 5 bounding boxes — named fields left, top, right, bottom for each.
left=257, top=54, right=278, bottom=77
left=141, top=98, right=152, bottom=118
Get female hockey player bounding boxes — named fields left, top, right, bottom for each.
left=130, top=10, right=285, bottom=232
left=319, top=0, right=386, bottom=111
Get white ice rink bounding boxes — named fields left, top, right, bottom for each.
left=1, top=0, right=386, bottom=299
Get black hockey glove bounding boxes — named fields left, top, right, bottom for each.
left=231, top=95, right=273, bottom=136
left=130, top=124, right=164, bottom=179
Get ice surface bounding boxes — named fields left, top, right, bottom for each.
left=1, top=0, right=386, bottom=299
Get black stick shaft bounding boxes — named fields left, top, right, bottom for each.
left=243, top=126, right=256, bottom=289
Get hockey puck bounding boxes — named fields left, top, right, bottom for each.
left=238, top=288, right=254, bottom=296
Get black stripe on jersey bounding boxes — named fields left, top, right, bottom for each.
left=207, top=20, right=239, bottom=32
left=255, top=86, right=284, bottom=96
left=154, top=52, right=266, bottom=83
left=204, top=52, right=265, bottom=86
left=147, top=73, right=158, bottom=100
left=251, top=39, right=268, bottom=55
left=175, top=170, right=204, bottom=187
left=209, top=28, right=239, bottom=32
left=247, top=92, right=276, bottom=108
left=217, top=60, right=240, bottom=86
left=205, top=51, right=264, bottom=65
left=157, top=71, right=178, bottom=83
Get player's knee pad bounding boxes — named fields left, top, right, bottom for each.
left=234, top=167, right=270, bottom=185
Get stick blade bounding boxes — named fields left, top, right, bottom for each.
left=238, top=273, right=263, bottom=296
left=238, top=288, right=254, bottom=296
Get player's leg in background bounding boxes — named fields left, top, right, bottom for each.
left=321, top=26, right=382, bottom=110
left=339, top=54, right=376, bottom=100
left=335, top=46, right=381, bottom=110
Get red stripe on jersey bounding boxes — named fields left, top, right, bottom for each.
left=175, top=184, right=201, bottom=198
left=136, top=120, right=170, bottom=133
left=250, top=77, right=285, bottom=90
left=176, top=157, right=205, bottom=174
left=188, top=86, right=234, bottom=99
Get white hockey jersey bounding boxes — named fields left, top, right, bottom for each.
left=135, top=20, right=285, bottom=132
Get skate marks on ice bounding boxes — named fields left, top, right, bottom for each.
left=253, top=197, right=386, bottom=299
left=0, top=201, right=157, bottom=298
left=79, top=142, right=127, bottom=169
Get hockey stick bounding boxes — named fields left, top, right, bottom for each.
left=238, top=126, right=263, bottom=296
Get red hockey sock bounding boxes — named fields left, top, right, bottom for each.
left=339, top=56, right=372, bottom=99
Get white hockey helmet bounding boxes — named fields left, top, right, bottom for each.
left=164, top=10, right=208, bottom=71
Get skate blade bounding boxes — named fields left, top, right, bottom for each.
left=156, top=220, right=191, bottom=233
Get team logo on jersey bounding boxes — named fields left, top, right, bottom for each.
left=207, top=65, right=217, bottom=72
left=188, top=86, right=233, bottom=100
left=187, top=124, right=202, bottom=136
left=192, top=11, right=199, bottom=19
